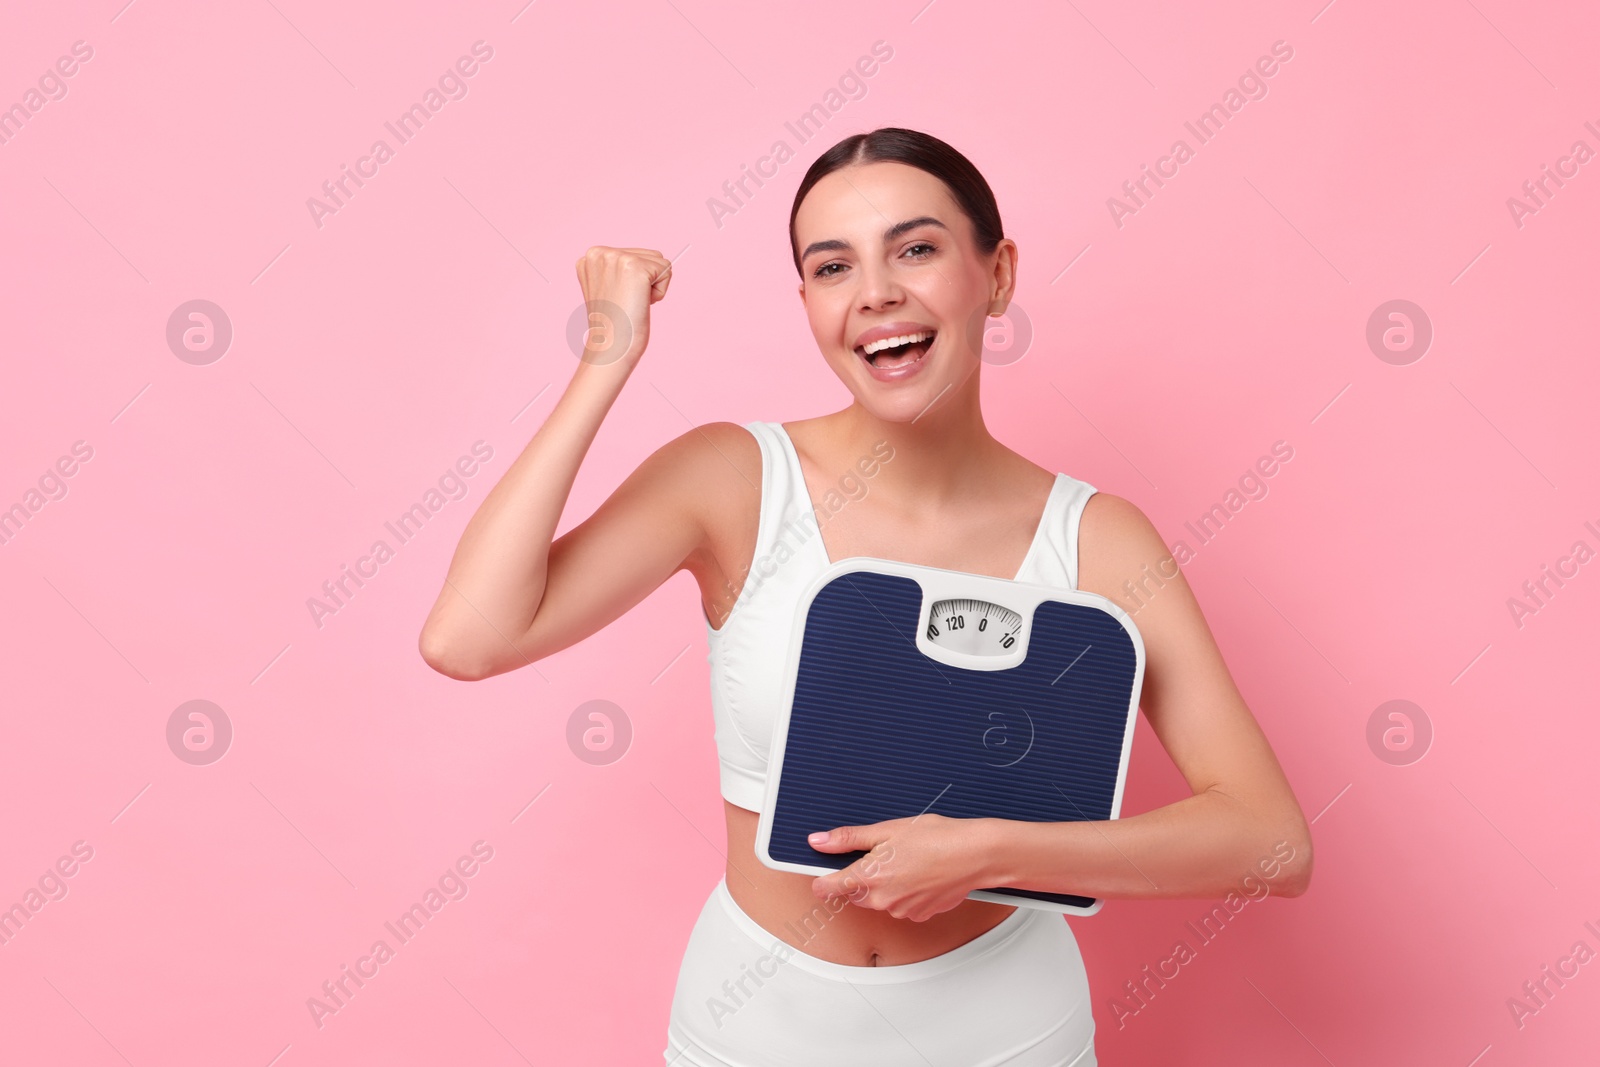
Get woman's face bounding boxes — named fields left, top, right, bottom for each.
left=793, top=161, right=1015, bottom=422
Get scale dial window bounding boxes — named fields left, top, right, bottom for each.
left=925, top=598, right=1025, bottom=657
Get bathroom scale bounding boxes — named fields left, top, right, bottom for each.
left=755, top=557, right=1145, bottom=916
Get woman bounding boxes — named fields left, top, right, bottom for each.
left=419, top=127, right=1314, bottom=1066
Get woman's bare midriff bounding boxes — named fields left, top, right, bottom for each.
left=722, top=799, right=1016, bottom=967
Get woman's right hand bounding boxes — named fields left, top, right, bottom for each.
left=574, top=246, right=673, bottom=367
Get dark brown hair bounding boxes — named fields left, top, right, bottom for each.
left=788, top=127, right=1005, bottom=278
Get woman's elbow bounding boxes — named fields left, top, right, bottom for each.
left=1274, top=825, right=1314, bottom=897
left=418, top=627, right=489, bottom=681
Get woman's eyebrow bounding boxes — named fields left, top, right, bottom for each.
left=801, top=216, right=949, bottom=262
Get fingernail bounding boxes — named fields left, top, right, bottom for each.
left=808, top=831, right=828, bottom=845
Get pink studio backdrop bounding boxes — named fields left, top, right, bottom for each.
left=2, top=1, right=1595, bottom=1064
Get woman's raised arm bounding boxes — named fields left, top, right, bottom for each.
left=418, top=246, right=721, bottom=680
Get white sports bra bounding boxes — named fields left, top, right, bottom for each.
left=704, top=421, right=1099, bottom=812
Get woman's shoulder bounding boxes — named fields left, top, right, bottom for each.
left=618, top=422, right=764, bottom=552
left=654, top=421, right=763, bottom=494
left=651, top=422, right=767, bottom=606
left=1079, top=490, right=1153, bottom=540
left=1077, top=491, right=1176, bottom=603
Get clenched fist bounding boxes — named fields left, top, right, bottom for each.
left=573, top=246, right=673, bottom=367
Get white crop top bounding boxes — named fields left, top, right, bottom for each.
left=705, top=421, right=1099, bottom=812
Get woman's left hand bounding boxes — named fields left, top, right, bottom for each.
left=807, top=814, right=996, bottom=922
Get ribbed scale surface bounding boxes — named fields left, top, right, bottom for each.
left=769, top=571, right=1138, bottom=909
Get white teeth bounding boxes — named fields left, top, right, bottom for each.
left=861, top=331, right=934, bottom=356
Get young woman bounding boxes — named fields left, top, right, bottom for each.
left=419, top=127, right=1314, bottom=1066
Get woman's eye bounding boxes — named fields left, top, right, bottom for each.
left=811, top=243, right=934, bottom=279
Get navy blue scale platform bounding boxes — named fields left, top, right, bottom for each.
left=755, top=559, right=1145, bottom=915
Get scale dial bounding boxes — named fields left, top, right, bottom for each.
left=925, top=597, right=1025, bottom=656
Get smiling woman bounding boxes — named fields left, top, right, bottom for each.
left=418, top=126, right=1312, bottom=1067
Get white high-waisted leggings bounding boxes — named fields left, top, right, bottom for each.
left=664, top=877, right=1097, bottom=1066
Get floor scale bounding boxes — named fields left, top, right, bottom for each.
left=755, top=558, right=1145, bottom=915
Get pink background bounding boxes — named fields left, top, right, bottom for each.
left=3, top=1, right=1596, bottom=1063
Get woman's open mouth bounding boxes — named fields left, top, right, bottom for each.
left=855, top=330, right=936, bottom=380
